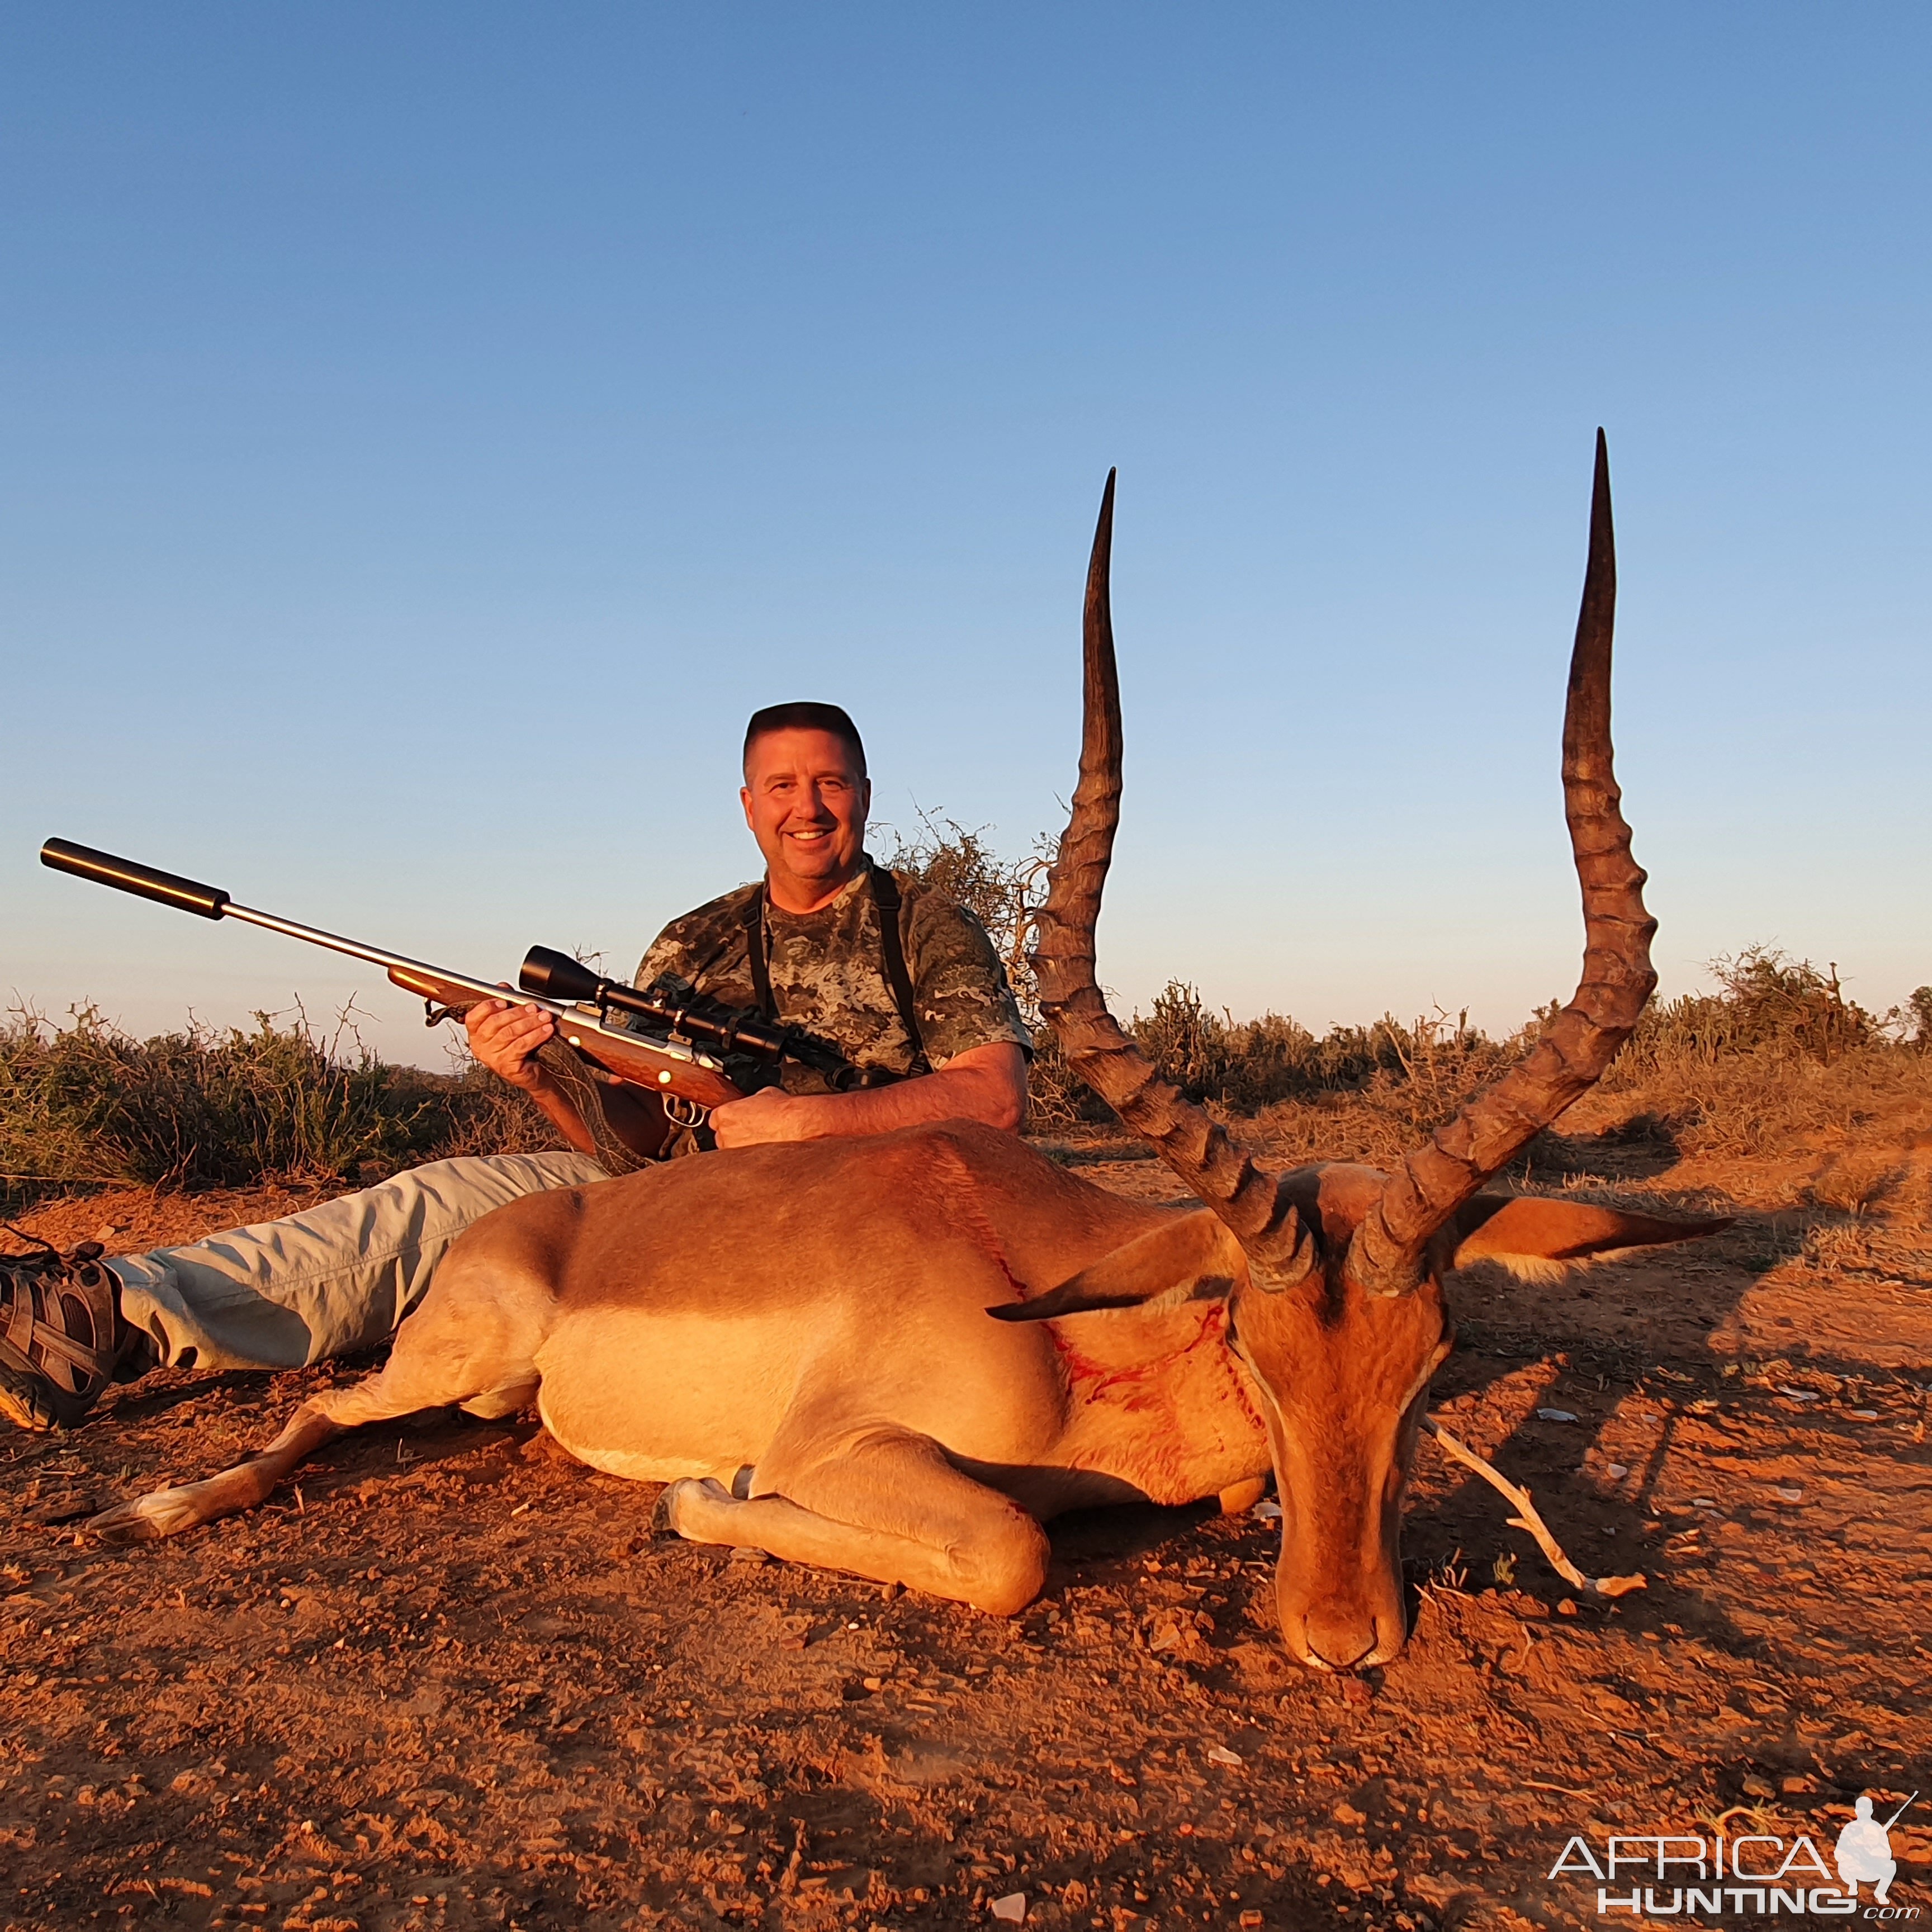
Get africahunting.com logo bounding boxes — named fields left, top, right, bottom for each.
left=1549, top=1791, right=1917, bottom=1919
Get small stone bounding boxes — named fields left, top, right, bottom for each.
left=1536, top=1408, right=1580, bottom=1423
left=1774, top=1485, right=1804, bottom=1503
left=990, top=1892, right=1027, bottom=1923
left=1206, top=1745, right=1243, bottom=1767
left=1606, top=1464, right=1630, bottom=1479
left=1557, top=1598, right=1578, bottom=1617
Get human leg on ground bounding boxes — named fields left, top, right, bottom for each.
left=0, top=1150, right=607, bottom=1430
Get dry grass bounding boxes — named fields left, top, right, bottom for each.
left=1044, top=946, right=1932, bottom=1188
left=0, top=1002, right=554, bottom=1205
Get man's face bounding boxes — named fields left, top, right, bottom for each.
left=741, top=727, right=872, bottom=907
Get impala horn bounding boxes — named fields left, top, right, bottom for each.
left=1030, top=472, right=1315, bottom=1287
left=1347, top=430, right=1658, bottom=1296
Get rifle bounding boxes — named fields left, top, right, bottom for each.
left=40, top=839, right=894, bottom=1124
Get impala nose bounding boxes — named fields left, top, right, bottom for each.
left=1301, top=1601, right=1380, bottom=1673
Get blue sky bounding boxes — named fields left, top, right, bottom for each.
left=4, top=6, right=1927, bottom=1064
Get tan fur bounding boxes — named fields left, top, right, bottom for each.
left=87, top=1128, right=1721, bottom=1666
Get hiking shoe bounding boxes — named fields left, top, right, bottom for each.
left=0, top=1238, right=148, bottom=1432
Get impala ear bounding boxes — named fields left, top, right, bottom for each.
left=1451, top=1194, right=1732, bottom=1283
left=988, top=1210, right=1245, bottom=1322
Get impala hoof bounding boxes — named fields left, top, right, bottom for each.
left=86, top=1487, right=200, bottom=1544
left=651, top=1480, right=689, bottom=1536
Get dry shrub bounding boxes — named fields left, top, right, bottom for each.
left=1021, top=1030, right=1099, bottom=1131
left=0, top=1003, right=555, bottom=1197
left=1608, top=1047, right=1915, bottom=1163
left=878, top=815, right=1101, bottom=1121
left=1899, top=984, right=1932, bottom=1046
left=1052, top=981, right=1527, bottom=1160
left=878, top=813, right=1051, bottom=1005
left=1611, top=948, right=1876, bottom=1076
left=1030, top=940, right=1931, bottom=1174
left=1244, top=1040, right=1524, bottom=1171
left=1593, top=950, right=1932, bottom=1163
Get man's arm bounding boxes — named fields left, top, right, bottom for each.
left=465, top=998, right=673, bottom=1162
left=708, top=1041, right=1027, bottom=1149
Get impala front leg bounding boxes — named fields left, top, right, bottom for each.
left=655, top=1425, right=1049, bottom=1616
left=87, top=1397, right=347, bottom=1541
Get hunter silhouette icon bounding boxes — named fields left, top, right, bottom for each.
left=1836, top=1792, right=1915, bottom=1903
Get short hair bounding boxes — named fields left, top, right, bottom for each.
left=742, top=702, right=868, bottom=778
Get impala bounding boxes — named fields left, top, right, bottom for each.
left=91, top=438, right=1722, bottom=1670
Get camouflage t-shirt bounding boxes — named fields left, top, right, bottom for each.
left=638, top=861, right=1029, bottom=1090
left=541, top=860, right=1030, bottom=1171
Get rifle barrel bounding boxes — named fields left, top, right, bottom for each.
left=42, top=837, right=551, bottom=1019
left=220, top=902, right=522, bottom=1011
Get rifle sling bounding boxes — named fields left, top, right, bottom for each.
left=739, top=864, right=930, bottom=1078
left=741, top=891, right=776, bottom=1020
left=866, top=864, right=932, bottom=1076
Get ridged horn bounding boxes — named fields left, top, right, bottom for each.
left=1347, top=430, right=1658, bottom=1296
left=1030, top=472, right=1314, bottom=1285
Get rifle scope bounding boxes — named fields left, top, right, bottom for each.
left=519, top=946, right=793, bottom=1063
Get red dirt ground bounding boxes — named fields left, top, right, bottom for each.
left=3, top=1120, right=1928, bottom=1931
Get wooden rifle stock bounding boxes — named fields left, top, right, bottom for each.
left=385, top=964, right=745, bottom=1111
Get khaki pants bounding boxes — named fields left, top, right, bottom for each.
left=106, top=1152, right=610, bottom=1374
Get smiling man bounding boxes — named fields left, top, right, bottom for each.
left=467, top=701, right=1032, bottom=1164
left=2, top=702, right=1033, bottom=1432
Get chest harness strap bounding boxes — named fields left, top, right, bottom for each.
left=739, top=863, right=931, bottom=1077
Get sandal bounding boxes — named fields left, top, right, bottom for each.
left=0, top=1232, right=145, bottom=1432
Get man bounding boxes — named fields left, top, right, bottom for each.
left=0, top=703, right=1031, bottom=1433
left=1834, top=1796, right=1900, bottom=1905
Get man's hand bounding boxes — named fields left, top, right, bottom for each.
left=465, top=993, right=557, bottom=1092
left=707, top=1043, right=1028, bottom=1150
left=709, top=1085, right=814, bottom=1149
left=462, top=991, right=603, bottom=1156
